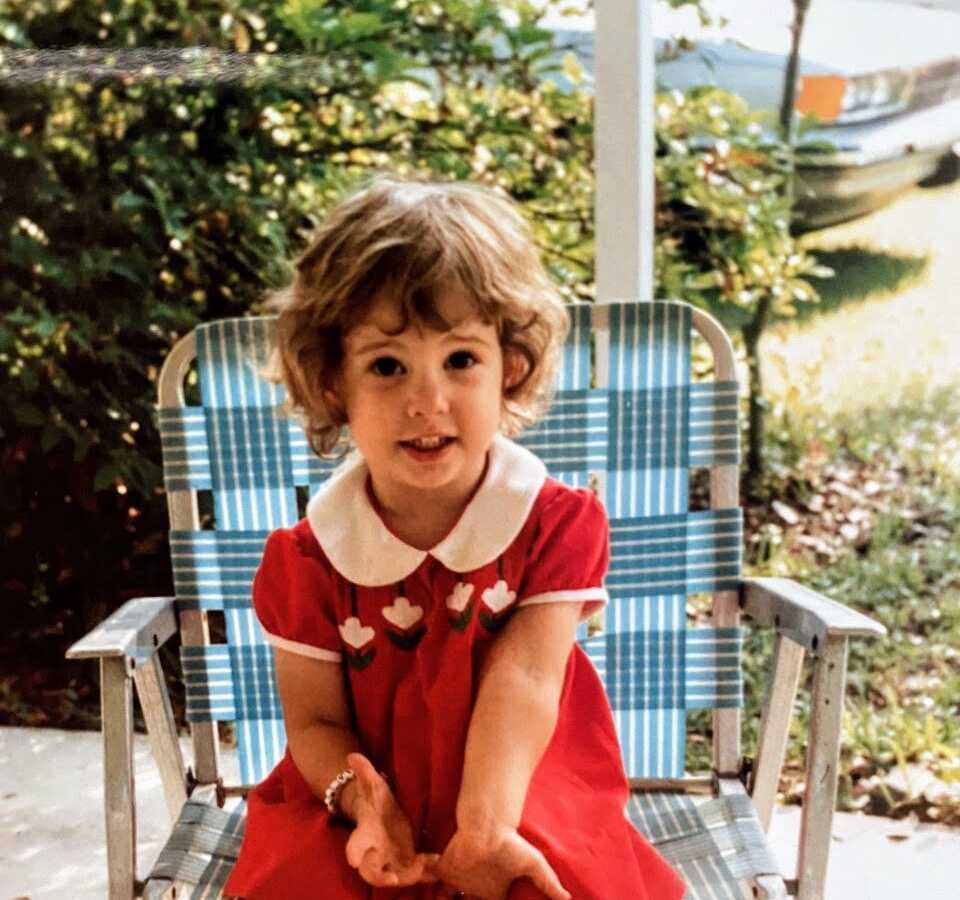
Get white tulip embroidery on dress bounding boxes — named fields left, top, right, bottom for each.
left=339, top=616, right=376, bottom=670
left=339, top=584, right=376, bottom=670
left=480, top=557, right=516, bottom=632
left=445, top=580, right=475, bottom=632
left=382, top=587, right=426, bottom=650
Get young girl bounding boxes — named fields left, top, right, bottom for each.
left=224, top=176, right=687, bottom=900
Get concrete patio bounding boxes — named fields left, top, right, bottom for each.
left=2, top=726, right=958, bottom=899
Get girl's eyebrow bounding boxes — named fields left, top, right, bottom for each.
left=352, top=328, right=491, bottom=355
left=444, top=329, right=492, bottom=345
left=352, top=336, right=398, bottom=355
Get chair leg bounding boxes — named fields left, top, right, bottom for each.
left=752, top=634, right=805, bottom=831
left=102, top=656, right=137, bottom=900
left=754, top=874, right=790, bottom=898
left=142, top=878, right=176, bottom=899
left=133, top=655, right=188, bottom=822
left=796, top=636, right=849, bottom=900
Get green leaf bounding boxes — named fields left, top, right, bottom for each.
left=140, top=174, right=185, bottom=239
left=40, top=423, right=64, bottom=453
left=108, top=260, right=147, bottom=286
left=4, top=309, right=32, bottom=327
left=338, top=12, right=387, bottom=39
left=368, top=47, right=419, bottom=82
left=114, top=191, right=148, bottom=212
left=510, top=24, right=553, bottom=47
left=12, top=401, right=47, bottom=427
left=32, top=316, right=59, bottom=339
left=94, top=464, right=117, bottom=492
left=73, top=432, right=94, bottom=463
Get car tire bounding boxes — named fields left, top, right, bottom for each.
left=919, top=152, right=960, bottom=188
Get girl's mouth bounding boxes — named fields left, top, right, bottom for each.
left=399, top=436, right=457, bottom=461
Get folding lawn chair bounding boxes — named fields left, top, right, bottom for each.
left=67, top=299, right=885, bottom=900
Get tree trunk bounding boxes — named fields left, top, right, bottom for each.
left=744, top=0, right=811, bottom=498
left=779, top=1, right=812, bottom=137
left=743, top=293, right=772, bottom=500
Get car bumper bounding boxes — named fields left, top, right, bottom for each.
left=793, top=152, right=944, bottom=229
left=791, top=97, right=960, bottom=228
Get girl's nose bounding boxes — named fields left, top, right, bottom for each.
left=406, top=370, right=450, bottom=418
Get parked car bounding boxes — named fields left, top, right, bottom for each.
left=540, top=0, right=960, bottom=229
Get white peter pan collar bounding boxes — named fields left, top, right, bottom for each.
left=305, top=433, right=548, bottom=587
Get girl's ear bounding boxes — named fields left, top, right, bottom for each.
left=502, top=349, right=530, bottom=393
left=322, top=387, right=347, bottom=424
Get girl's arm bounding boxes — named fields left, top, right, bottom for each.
left=429, top=603, right=579, bottom=899
left=456, top=601, right=581, bottom=831
left=275, top=649, right=438, bottom=886
left=274, top=647, right=365, bottom=817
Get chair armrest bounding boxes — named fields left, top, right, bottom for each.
left=742, top=577, right=884, bottom=898
left=66, top=596, right=177, bottom=669
left=740, top=577, right=886, bottom=653
left=68, top=596, right=189, bottom=893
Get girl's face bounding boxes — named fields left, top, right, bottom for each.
left=330, top=287, right=524, bottom=518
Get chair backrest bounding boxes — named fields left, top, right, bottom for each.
left=158, top=300, right=743, bottom=788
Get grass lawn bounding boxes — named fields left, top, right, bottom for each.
left=761, top=182, right=960, bottom=417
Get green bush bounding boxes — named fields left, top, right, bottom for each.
left=1, top=0, right=819, bottom=705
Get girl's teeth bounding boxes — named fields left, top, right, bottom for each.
left=407, top=436, right=450, bottom=449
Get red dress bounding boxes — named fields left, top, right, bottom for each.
left=225, top=436, right=686, bottom=900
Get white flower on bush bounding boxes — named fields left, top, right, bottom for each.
left=482, top=580, right=515, bottom=614
left=338, top=617, right=374, bottom=650
left=446, top=582, right=475, bottom=613
left=382, top=596, right=424, bottom=631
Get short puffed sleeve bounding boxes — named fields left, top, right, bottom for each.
left=516, top=487, right=610, bottom=622
left=253, top=526, right=343, bottom=663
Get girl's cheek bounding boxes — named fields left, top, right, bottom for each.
left=360, top=372, right=400, bottom=391
left=455, top=366, right=487, bottom=385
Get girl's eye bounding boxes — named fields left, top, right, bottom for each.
left=370, top=356, right=404, bottom=377
left=447, top=350, right=477, bottom=370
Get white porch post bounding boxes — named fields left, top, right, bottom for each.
left=594, top=0, right=656, bottom=305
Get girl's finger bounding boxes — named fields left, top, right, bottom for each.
left=421, top=853, right=442, bottom=877
left=527, top=860, right=570, bottom=900
left=524, top=851, right=570, bottom=900
left=422, top=853, right=443, bottom=880
left=344, top=830, right=370, bottom=869
left=391, top=852, right=440, bottom=887
left=359, top=844, right=382, bottom=873
left=359, top=845, right=400, bottom=888
left=406, top=853, right=442, bottom=884
left=346, top=752, right=379, bottom=784
left=347, top=752, right=391, bottom=811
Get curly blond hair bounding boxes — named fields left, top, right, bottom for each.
left=263, top=173, right=570, bottom=457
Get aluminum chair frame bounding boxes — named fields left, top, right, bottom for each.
left=68, top=300, right=885, bottom=900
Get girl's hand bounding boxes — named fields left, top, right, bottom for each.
left=344, top=752, right=440, bottom=888
left=430, top=824, right=570, bottom=900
